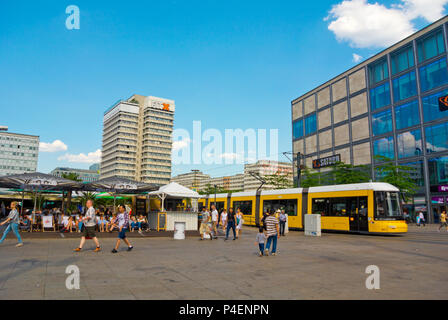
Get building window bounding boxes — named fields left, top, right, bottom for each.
left=419, top=58, right=448, bottom=92
left=304, top=114, right=317, bottom=135
left=370, top=82, right=391, bottom=111
left=293, top=119, right=304, bottom=139
left=425, top=121, right=448, bottom=154
left=391, top=45, right=415, bottom=75
left=417, top=29, right=445, bottom=63
left=394, top=100, right=420, bottom=130
left=392, top=71, right=417, bottom=102
left=373, top=136, right=395, bottom=160
left=400, top=160, right=424, bottom=186
left=369, top=59, right=389, bottom=85
left=428, top=155, right=448, bottom=185
left=372, top=109, right=392, bottom=136
left=397, top=129, right=422, bottom=159
left=422, top=88, right=448, bottom=123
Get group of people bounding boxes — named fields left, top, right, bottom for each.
left=199, top=205, right=244, bottom=241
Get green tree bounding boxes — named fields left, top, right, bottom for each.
left=61, top=173, right=82, bottom=213
left=79, top=191, right=96, bottom=207
left=374, top=155, right=418, bottom=201
left=300, top=167, right=322, bottom=188
left=330, top=162, right=371, bottom=185
left=264, top=171, right=294, bottom=189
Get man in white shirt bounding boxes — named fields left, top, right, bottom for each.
left=74, top=200, right=101, bottom=252
left=211, top=205, right=219, bottom=239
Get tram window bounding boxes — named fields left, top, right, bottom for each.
left=210, top=201, right=225, bottom=212
left=359, top=197, right=368, bottom=217
left=263, top=199, right=297, bottom=216
left=330, top=198, right=347, bottom=216
left=233, top=201, right=253, bottom=215
left=375, top=191, right=403, bottom=219
left=312, top=198, right=329, bottom=216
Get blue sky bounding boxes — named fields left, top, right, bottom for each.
left=1, top=0, right=446, bottom=178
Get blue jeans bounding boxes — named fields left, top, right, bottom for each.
left=0, top=223, right=23, bottom=244
left=226, top=221, right=236, bottom=239
left=258, top=243, right=265, bottom=254
left=266, top=235, right=277, bottom=253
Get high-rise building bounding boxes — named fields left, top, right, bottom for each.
left=51, top=167, right=100, bottom=182
left=0, top=127, right=39, bottom=176
left=100, top=94, right=175, bottom=185
left=291, top=16, right=448, bottom=223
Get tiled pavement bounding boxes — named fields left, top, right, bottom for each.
left=0, top=225, right=446, bottom=300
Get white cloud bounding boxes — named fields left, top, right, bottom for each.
left=39, top=140, right=68, bottom=153
left=326, top=0, right=448, bottom=48
left=172, top=138, right=191, bottom=151
left=58, top=149, right=102, bottom=164
left=352, top=53, right=363, bottom=62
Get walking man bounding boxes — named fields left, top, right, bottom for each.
left=438, top=210, right=447, bottom=232
left=74, top=200, right=101, bottom=252
left=264, top=209, right=279, bottom=256
left=0, top=202, right=23, bottom=247
left=211, top=205, right=219, bottom=239
left=112, top=205, right=133, bottom=253
left=225, top=207, right=236, bottom=241
left=279, top=209, right=287, bottom=236
left=418, top=211, right=426, bottom=227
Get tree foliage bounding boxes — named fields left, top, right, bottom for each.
left=264, top=171, right=294, bottom=189
left=374, top=155, right=418, bottom=201
left=330, top=162, right=371, bottom=185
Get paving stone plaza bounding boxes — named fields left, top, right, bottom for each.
left=0, top=225, right=446, bottom=300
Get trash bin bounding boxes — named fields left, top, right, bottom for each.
left=174, top=222, right=186, bottom=240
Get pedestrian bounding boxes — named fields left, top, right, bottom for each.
left=225, top=207, right=236, bottom=241
left=235, top=208, right=243, bottom=238
left=261, top=211, right=268, bottom=230
left=112, top=205, right=133, bottom=253
left=438, top=210, right=447, bottom=232
left=255, top=227, right=266, bottom=257
left=264, top=209, right=279, bottom=256
left=73, top=200, right=101, bottom=252
left=220, top=209, right=228, bottom=232
left=1, top=202, right=5, bottom=218
left=199, top=208, right=213, bottom=240
left=418, top=211, right=426, bottom=227
left=211, top=205, right=219, bottom=239
left=279, top=209, right=287, bottom=236
left=0, top=202, right=23, bottom=247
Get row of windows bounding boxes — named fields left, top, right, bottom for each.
left=312, top=197, right=368, bottom=217
left=369, top=28, right=446, bottom=86
left=370, top=57, right=448, bottom=111
left=0, top=145, right=38, bottom=150
left=293, top=113, right=317, bottom=139
left=373, top=121, right=448, bottom=160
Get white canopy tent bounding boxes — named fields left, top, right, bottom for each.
left=147, top=182, right=201, bottom=211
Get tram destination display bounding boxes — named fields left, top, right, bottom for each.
left=312, top=154, right=341, bottom=169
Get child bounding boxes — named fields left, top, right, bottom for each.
left=255, top=227, right=266, bottom=257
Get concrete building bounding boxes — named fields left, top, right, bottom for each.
left=0, top=127, right=39, bottom=176
left=51, top=167, right=100, bottom=182
left=244, top=160, right=293, bottom=191
left=100, top=94, right=175, bottom=186
left=170, top=170, right=211, bottom=191
left=172, top=160, right=293, bottom=192
left=89, top=163, right=100, bottom=172
left=291, top=16, right=448, bottom=223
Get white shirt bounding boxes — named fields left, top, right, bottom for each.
left=211, top=210, right=218, bottom=222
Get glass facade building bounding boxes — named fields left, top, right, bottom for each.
left=291, top=17, right=448, bottom=223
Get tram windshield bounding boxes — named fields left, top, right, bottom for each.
left=374, top=191, right=403, bottom=220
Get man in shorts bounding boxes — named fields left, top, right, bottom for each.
left=74, top=200, right=101, bottom=252
left=112, top=204, right=133, bottom=253
left=211, top=205, right=219, bottom=239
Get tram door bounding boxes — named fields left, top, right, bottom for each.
left=348, top=197, right=368, bottom=232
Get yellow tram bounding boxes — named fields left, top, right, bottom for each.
left=198, top=182, right=407, bottom=234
